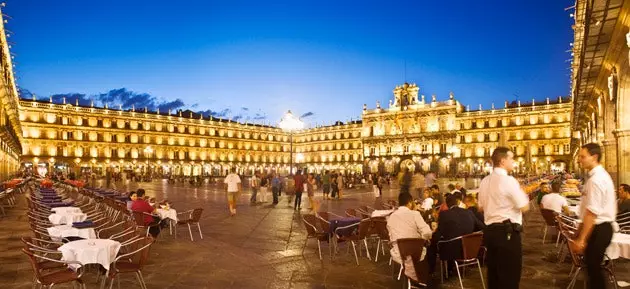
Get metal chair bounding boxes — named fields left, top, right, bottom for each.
left=101, top=236, right=155, bottom=289
left=396, top=238, right=430, bottom=288
left=437, top=232, right=486, bottom=289
left=175, top=208, right=204, bottom=241
left=302, top=214, right=332, bottom=260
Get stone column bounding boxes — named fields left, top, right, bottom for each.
left=601, top=138, right=618, bottom=185
left=614, top=129, right=630, bottom=186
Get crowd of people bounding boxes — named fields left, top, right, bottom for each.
left=382, top=143, right=623, bottom=289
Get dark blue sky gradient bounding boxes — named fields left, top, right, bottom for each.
left=6, top=0, right=573, bottom=124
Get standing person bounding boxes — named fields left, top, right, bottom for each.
left=322, top=170, right=331, bottom=200
left=400, top=168, right=412, bottom=195
left=306, top=173, right=316, bottom=210
left=336, top=171, right=344, bottom=199
left=105, top=169, right=112, bottom=188
left=477, top=147, right=529, bottom=289
left=572, top=143, right=616, bottom=289
left=293, top=170, right=305, bottom=210
left=259, top=173, right=269, bottom=203
left=224, top=168, right=242, bottom=216
left=271, top=173, right=281, bottom=205
left=250, top=173, right=259, bottom=204
left=425, top=171, right=437, bottom=188
left=330, top=173, right=339, bottom=199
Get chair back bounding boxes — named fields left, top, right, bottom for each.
left=22, top=248, right=45, bottom=281
left=371, top=217, right=389, bottom=240
left=345, top=208, right=358, bottom=217
left=396, top=238, right=430, bottom=284
left=131, top=211, right=147, bottom=226
left=540, top=209, right=558, bottom=226
left=565, top=238, right=584, bottom=267
left=316, top=215, right=331, bottom=233
left=190, top=208, right=204, bottom=222
left=461, top=231, right=483, bottom=260
left=302, top=214, right=322, bottom=237
left=357, top=218, right=372, bottom=239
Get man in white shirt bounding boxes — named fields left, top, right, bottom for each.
left=387, top=192, right=433, bottom=282
left=540, top=181, right=569, bottom=214
left=572, top=143, right=616, bottom=289
left=224, top=168, right=242, bottom=216
left=250, top=173, right=259, bottom=204
left=478, top=147, right=529, bottom=289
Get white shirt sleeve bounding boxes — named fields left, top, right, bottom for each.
left=508, top=178, right=529, bottom=209
left=236, top=175, right=241, bottom=184
left=477, top=178, right=487, bottom=210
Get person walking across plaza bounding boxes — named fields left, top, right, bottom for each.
left=271, top=173, right=281, bottom=205
left=293, top=170, right=306, bottom=210
left=250, top=172, right=259, bottom=204
left=322, top=170, right=331, bottom=200
left=477, top=147, right=529, bottom=289
left=224, top=168, right=241, bottom=216
left=259, top=173, right=269, bottom=203
left=572, top=143, right=617, bottom=289
left=336, top=171, right=344, bottom=199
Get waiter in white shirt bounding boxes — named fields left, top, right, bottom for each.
left=477, top=147, right=529, bottom=289
left=572, top=143, right=616, bottom=289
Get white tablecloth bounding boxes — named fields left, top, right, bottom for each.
left=606, top=233, right=630, bottom=260
left=51, top=207, right=82, bottom=214
left=47, top=225, right=96, bottom=241
left=58, top=239, right=121, bottom=270
left=48, top=213, right=88, bottom=225
left=568, top=205, right=580, bottom=217
left=156, top=208, right=178, bottom=221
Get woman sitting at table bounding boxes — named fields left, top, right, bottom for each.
left=126, top=191, right=137, bottom=211
left=131, top=189, right=161, bottom=237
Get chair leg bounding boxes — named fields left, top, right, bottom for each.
left=138, top=271, right=148, bottom=289
left=351, top=241, right=359, bottom=265
left=363, top=239, right=371, bottom=260
left=397, top=265, right=403, bottom=280
left=566, top=267, right=580, bottom=289
left=108, top=276, right=114, bottom=289
left=556, top=230, right=561, bottom=247
left=543, top=226, right=547, bottom=244
left=197, top=223, right=203, bottom=239
left=317, top=240, right=322, bottom=260
left=454, top=261, right=464, bottom=289
left=477, top=260, right=486, bottom=289
left=135, top=272, right=144, bottom=289
left=188, top=223, right=194, bottom=241
left=440, top=260, right=444, bottom=283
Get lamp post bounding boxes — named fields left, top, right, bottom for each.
left=278, top=110, right=304, bottom=175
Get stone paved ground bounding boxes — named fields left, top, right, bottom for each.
left=1, top=179, right=629, bottom=288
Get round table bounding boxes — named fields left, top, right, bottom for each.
left=47, top=225, right=96, bottom=241
left=606, top=233, right=630, bottom=260
left=51, top=207, right=83, bottom=214
left=58, top=239, right=121, bottom=270
left=48, top=212, right=88, bottom=225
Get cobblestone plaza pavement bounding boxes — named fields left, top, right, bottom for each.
left=1, top=180, right=629, bottom=288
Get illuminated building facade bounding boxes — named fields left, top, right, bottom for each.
left=570, top=0, right=629, bottom=185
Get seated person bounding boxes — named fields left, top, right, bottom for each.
left=453, top=191, right=466, bottom=209
left=420, top=189, right=434, bottom=211
left=463, top=195, right=484, bottom=223
left=618, top=184, right=630, bottom=215
left=455, top=183, right=467, bottom=199
left=428, top=194, right=484, bottom=273
left=540, top=181, right=569, bottom=214
left=130, top=189, right=161, bottom=237
left=387, top=192, right=433, bottom=281
left=536, top=182, right=551, bottom=205
left=126, top=191, right=137, bottom=211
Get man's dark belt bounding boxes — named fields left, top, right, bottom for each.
left=485, top=219, right=523, bottom=233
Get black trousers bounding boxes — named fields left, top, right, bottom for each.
left=294, top=191, right=303, bottom=209
left=484, top=224, right=522, bottom=289
left=585, top=222, right=613, bottom=289
left=272, top=187, right=279, bottom=204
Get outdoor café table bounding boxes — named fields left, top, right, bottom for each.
left=51, top=207, right=82, bottom=214
left=606, top=233, right=630, bottom=260
left=58, top=239, right=121, bottom=270
left=47, top=225, right=96, bottom=241
left=49, top=212, right=87, bottom=225
left=156, top=208, right=178, bottom=235
left=568, top=205, right=580, bottom=217
left=329, top=217, right=361, bottom=236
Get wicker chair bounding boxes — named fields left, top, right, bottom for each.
left=102, top=236, right=155, bottom=289
left=174, top=208, right=204, bottom=241
left=302, top=214, right=331, bottom=260
left=22, top=248, right=86, bottom=289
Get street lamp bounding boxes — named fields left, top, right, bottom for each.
left=278, top=110, right=304, bottom=175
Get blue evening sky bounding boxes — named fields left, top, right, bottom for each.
left=6, top=0, right=573, bottom=125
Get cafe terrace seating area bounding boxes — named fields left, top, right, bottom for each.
left=1, top=177, right=630, bottom=288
